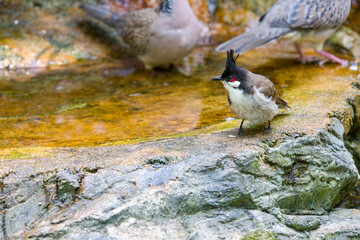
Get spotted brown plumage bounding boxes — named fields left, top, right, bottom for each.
left=216, top=0, right=352, bottom=65
left=118, top=9, right=159, bottom=55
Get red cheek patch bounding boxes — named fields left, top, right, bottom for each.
left=230, top=77, right=237, bottom=82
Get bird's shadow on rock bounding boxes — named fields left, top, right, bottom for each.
left=276, top=112, right=292, bottom=117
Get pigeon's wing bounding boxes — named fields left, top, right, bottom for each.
left=264, top=0, right=351, bottom=30
left=120, top=8, right=159, bottom=54
left=81, top=3, right=159, bottom=54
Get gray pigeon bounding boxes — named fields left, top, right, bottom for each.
left=216, top=0, right=352, bottom=65
left=80, top=0, right=207, bottom=69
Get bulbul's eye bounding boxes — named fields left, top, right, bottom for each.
left=230, top=77, right=237, bottom=82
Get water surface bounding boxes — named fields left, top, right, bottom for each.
left=0, top=48, right=358, bottom=148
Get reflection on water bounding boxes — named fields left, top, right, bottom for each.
left=0, top=53, right=231, bottom=148
left=0, top=48, right=358, bottom=149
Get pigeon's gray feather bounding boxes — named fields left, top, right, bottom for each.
left=216, top=26, right=291, bottom=53
left=216, top=0, right=351, bottom=54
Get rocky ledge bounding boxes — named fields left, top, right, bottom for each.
left=1, top=61, right=360, bottom=239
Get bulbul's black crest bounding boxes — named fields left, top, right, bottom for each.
left=225, top=49, right=239, bottom=73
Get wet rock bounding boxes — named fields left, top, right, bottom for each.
left=347, top=140, right=360, bottom=170
left=328, top=117, right=345, bottom=140
left=280, top=214, right=323, bottom=232
left=144, top=156, right=177, bottom=168
left=0, top=171, right=63, bottom=239
left=56, top=170, right=80, bottom=202
left=267, top=130, right=358, bottom=210
left=309, top=209, right=360, bottom=239
left=0, top=126, right=359, bottom=239
left=345, top=95, right=360, bottom=172
left=0, top=227, right=4, bottom=240
left=2, top=175, right=48, bottom=239
left=19, top=129, right=358, bottom=238
left=24, top=207, right=360, bottom=239
left=328, top=26, right=360, bottom=61
left=28, top=209, right=308, bottom=240
left=348, top=95, right=360, bottom=136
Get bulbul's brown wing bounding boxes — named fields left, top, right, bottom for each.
left=250, top=73, right=277, bottom=100
left=250, top=73, right=290, bottom=108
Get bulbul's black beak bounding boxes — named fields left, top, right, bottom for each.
left=211, top=76, right=222, bottom=81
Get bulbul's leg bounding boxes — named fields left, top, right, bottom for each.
left=264, top=120, right=271, bottom=133
left=238, top=119, right=245, bottom=136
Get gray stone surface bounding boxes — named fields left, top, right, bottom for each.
left=2, top=176, right=47, bottom=239
left=57, top=170, right=81, bottom=202
left=52, top=209, right=307, bottom=240
left=0, top=129, right=351, bottom=239
left=309, top=209, right=360, bottom=239
left=0, top=127, right=359, bottom=239
left=0, top=224, right=4, bottom=240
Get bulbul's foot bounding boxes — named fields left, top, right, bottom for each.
left=264, top=128, right=271, bottom=134
left=238, top=128, right=244, bottom=136
left=264, top=121, right=271, bottom=133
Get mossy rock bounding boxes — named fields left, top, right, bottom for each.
left=242, top=229, right=278, bottom=240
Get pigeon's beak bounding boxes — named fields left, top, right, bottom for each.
left=211, top=76, right=222, bottom=81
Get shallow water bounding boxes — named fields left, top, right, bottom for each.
left=0, top=51, right=229, bottom=148
left=0, top=46, right=358, bottom=149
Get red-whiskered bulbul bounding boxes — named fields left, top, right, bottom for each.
left=212, top=50, right=290, bottom=135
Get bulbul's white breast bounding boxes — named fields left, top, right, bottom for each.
left=223, top=82, right=278, bottom=124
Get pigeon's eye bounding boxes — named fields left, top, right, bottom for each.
left=230, top=77, right=237, bottom=82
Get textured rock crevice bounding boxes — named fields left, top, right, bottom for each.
left=0, top=168, right=94, bottom=239
left=342, top=94, right=360, bottom=209
left=345, top=95, right=360, bottom=168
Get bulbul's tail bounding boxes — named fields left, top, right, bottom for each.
left=216, top=26, right=290, bottom=54
left=80, top=3, right=121, bottom=28
left=275, top=96, right=290, bottom=109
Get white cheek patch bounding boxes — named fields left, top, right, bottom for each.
left=229, top=81, right=241, bottom=88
